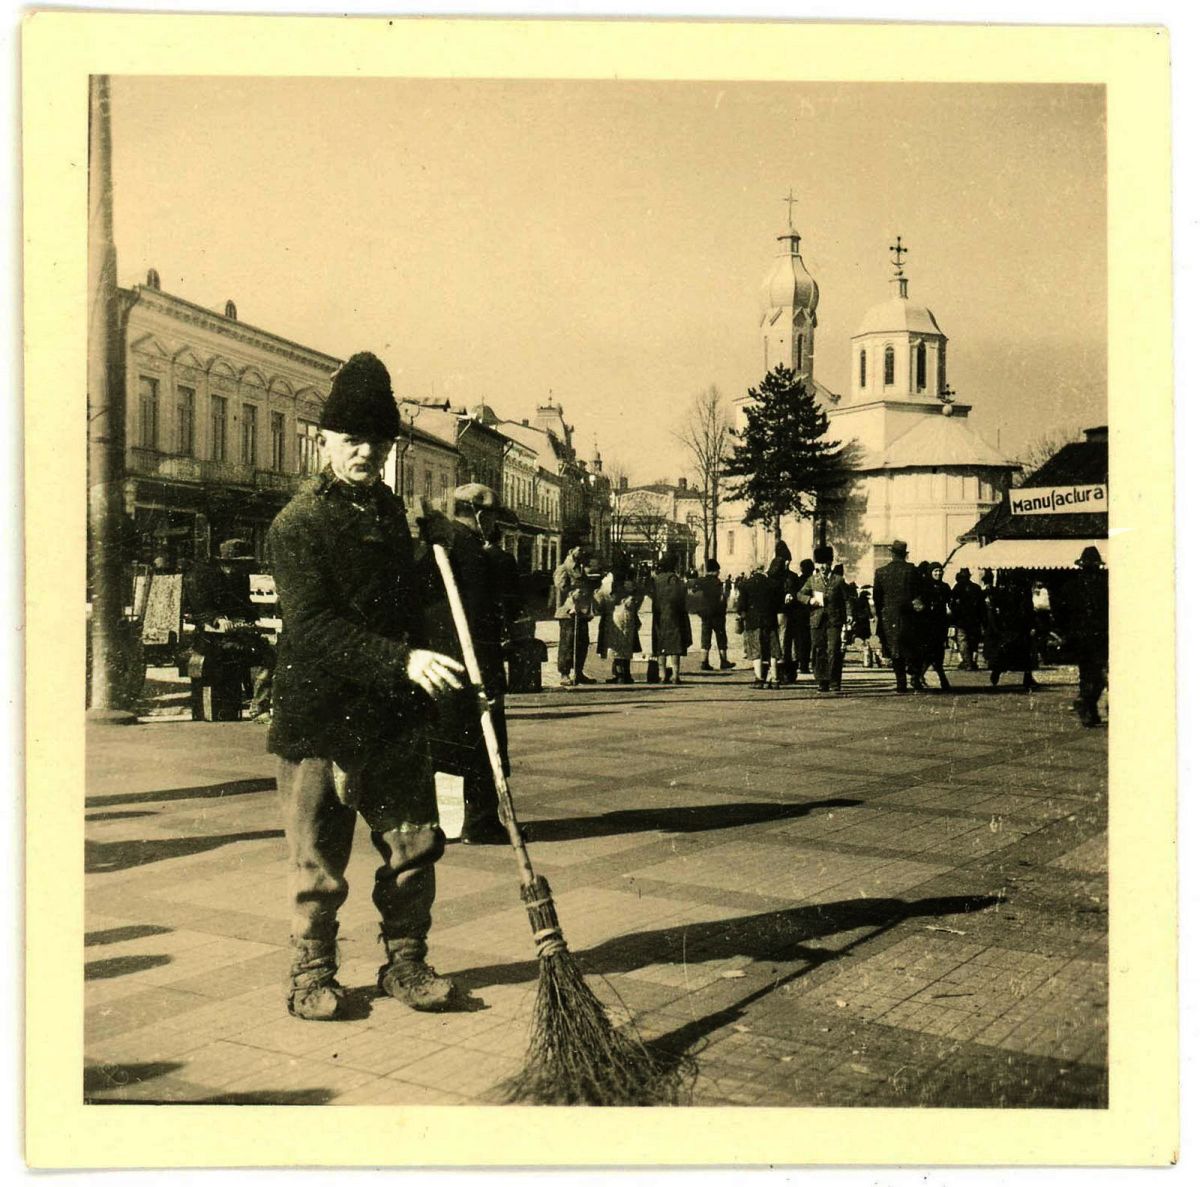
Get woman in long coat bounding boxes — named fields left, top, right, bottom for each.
left=920, top=562, right=954, bottom=691
left=983, top=570, right=1038, bottom=690
left=652, top=554, right=692, bottom=684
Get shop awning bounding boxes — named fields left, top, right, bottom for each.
left=947, top=537, right=1108, bottom=572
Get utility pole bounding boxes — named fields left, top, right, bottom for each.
left=87, top=75, right=135, bottom=722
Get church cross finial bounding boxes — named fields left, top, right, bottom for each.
left=890, top=235, right=909, bottom=298
left=783, top=188, right=798, bottom=231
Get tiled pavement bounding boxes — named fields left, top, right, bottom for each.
left=85, top=655, right=1107, bottom=1107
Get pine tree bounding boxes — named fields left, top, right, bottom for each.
left=724, top=364, right=853, bottom=537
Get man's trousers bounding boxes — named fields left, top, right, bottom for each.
left=277, top=747, right=444, bottom=949
left=557, top=616, right=590, bottom=676
left=810, top=623, right=844, bottom=688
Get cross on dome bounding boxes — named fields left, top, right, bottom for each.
left=890, top=235, right=910, bottom=299
left=783, top=188, right=799, bottom=231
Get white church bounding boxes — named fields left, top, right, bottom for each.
left=720, top=216, right=1016, bottom=585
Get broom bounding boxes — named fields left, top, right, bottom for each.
left=431, top=540, right=689, bottom=1105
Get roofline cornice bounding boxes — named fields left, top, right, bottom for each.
left=122, top=285, right=343, bottom=373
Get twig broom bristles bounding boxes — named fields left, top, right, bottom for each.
left=432, top=542, right=688, bottom=1105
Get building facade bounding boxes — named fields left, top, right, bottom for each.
left=613, top=478, right=704, bottom=571
left=120, top=273, right=341, bottom=563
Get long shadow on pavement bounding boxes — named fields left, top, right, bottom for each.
left=85, top=953, right=173, bottom=980
left=86, top=777, right=276, bottom=810
left=452, top=893, right=1003, bottom=994
left=643, top=894, right=1003, bottom=1068
left=85, top=923, right=173, bottom=946
left=524, top=797, right=862, bottom=842
left=84, top=1060, right=183, bottom=1100
left=86, top=828, right=284, bottom=874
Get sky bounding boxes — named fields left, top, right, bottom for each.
left=110, top=77, right=1106, bottom=483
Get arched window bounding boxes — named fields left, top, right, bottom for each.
left=884, top=345, right=895, bottom=386
left=859, top=349, right=867, bottom=388
left=795, top=336, right=804, bottom=372
left=916, top=342, right=927, bottom=390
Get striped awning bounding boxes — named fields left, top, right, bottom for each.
left=947, top=537, right=1108, bottom=572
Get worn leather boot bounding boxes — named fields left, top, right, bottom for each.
left=287, top=932, right=345, bottom=1021
left=378, top=936, right=456, bottom=1011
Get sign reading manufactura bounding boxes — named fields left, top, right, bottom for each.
left=1010, top=484, right=1108, bottom=516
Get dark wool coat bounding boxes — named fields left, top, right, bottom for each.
left=420, top=519, right=508, bottom=696
left=652, top=572, right=692, bottom=655
left=1056, top=568, right=1108, bottom=657
left=919, top=577, right=954, bottom=662
left=267, top=469, right=431, bottom=768
left=737, top=570, right=782, bottom=631
left=873, top=558, right=920, bottom=663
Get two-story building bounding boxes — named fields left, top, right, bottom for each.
left=119, top=271, right=341, bottom=564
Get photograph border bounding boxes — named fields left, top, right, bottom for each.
left=23, top=12, right=1176, bottom=1168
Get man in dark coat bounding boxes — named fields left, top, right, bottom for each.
left=950, top=567, right=986, bottom=670
left=423, top=483, right=517, bottom=845
left=1056, top=545, right=1109, bottom=727
left=873, top=539, right=920, bottom=693
left=736, top=563, right=782, bottom=688
left=799, top=544, right=853, bottom=692
left=696, top=557, right=734, bottom=671
left=267, top=352, right=466, bottom=1021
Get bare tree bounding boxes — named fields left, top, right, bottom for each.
left=1016, top=427, right=1078, bottom=484
left=606, top=459, right=631, bottom=548
left=674, top=385, right=731, bottom=563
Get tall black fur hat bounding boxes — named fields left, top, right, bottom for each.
left=813, top=544, right=834, bottom=565
left=321, top=352, right=401, bottom=439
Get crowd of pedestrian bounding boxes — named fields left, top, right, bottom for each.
left=548, top=535, right=1106, bottom=722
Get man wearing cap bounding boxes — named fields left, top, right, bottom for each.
left=873, top=539, right=920, bottom=694
left=950, top=567, right=985, bottom=670
left=1056, top=545, right=1108, bottom=727
left=267, top=351, right=467, bottom=1021
left=799, top=544, right=852, bottom=693
left=423, top=483, right=517, bottom=845
left=551, top=545, right=595, bottom=687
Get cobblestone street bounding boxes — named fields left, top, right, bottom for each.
left=84, top=657, right=1107, bottom=1108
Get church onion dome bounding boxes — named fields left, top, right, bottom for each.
left=853, top=296, right=945, bottom=338
left=759, top=230, right=819, bottom=320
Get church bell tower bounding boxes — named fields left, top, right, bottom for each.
left=758, top=189, right=820, bottom=388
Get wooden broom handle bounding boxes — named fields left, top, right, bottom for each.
left=431, top=540, right=537, bottom=888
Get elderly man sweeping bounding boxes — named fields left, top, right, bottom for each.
left=267, top=351, right=466, bottom=1021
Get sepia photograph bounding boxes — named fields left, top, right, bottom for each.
left=22, top=11, right=1177, bottom=1170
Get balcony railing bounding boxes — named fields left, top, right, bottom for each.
left=516, top=504, right=552, bottom=530
left=254, top=470, right=302, bottom=494
left=129, top=448, right=256, bottom=487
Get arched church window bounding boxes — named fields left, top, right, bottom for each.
left=916, top=342, right=927, bottom=390
left=795, top=337, right=804, bottom=371
left=884, top=345, right=895, bottom=386
left=859, top=350, right=866, bottom=388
